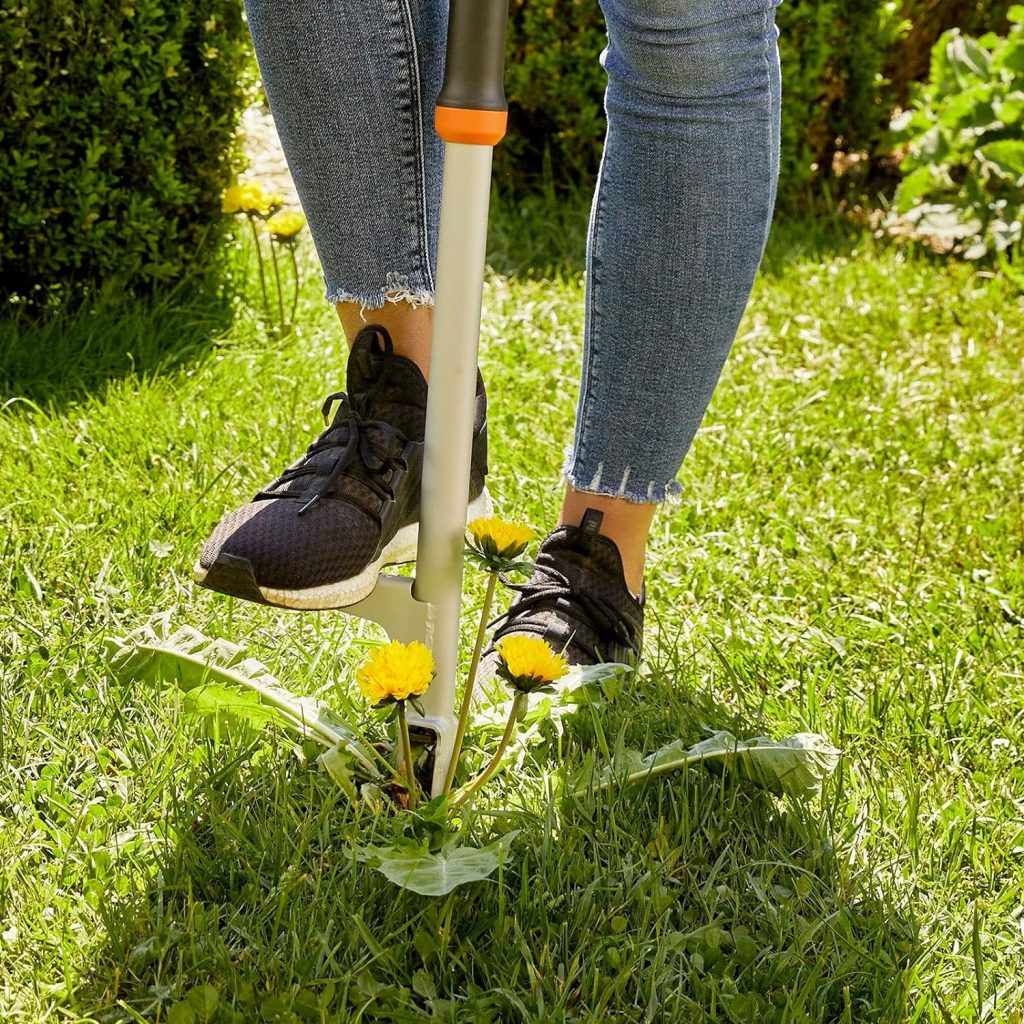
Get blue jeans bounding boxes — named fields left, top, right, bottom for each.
left=244, top=0, right=781, bottom=503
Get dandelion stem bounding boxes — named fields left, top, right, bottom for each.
left=450, top=692, right=525, bottom=811
left=269, top=237, right=285, bottom=332
left=288, top=244, right=301, bottom=327
left=396, top=700, right=418, bottom=810
left=444, top=571, right=498, bottom=795
left=247, top=214, right=271, bottom=327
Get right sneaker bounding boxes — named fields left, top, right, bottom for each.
left=483, top=508, right=645, bottom=671
left=194, top=324, right=491, bottom=609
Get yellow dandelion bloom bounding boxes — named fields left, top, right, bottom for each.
left=266, top=210, right=305, bottom=240
left=221, top=180, right=284, bottom=217
left=356, top=640, right=434, bottom=704
left=495, top=635, right=569, bottom=693
left=467, top=517, right=535, bottom=561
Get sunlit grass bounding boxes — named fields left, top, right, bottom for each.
left=1, top=202, right=1022, bottom=1022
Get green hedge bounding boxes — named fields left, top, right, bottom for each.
left=775, top=0, right=897, bottom=196
left=497, top=1, right=608, bottom=193
left=0, top=1, right=252, bottom=309
left=497, top=0, right=897, bottom=203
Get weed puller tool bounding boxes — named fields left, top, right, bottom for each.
left=341, top=0, right=509, bottom=797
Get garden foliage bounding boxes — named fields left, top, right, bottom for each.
left=497, top=0, right=895, bottom=203
left=893, top=9, right=1024, bottom=261
left=886, top=0, right=1014, bottom=106
left=0, top=1, right=252, bottom=308
left=772, top=0, right=898, bottom=198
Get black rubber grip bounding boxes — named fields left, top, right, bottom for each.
left=437, top=0, right=509, bottom=112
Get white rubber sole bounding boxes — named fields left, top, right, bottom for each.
left=194, top=487, right=493, bottom=611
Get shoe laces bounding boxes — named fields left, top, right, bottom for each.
left=492, top=562, right=640, bottom=662
left=255, top=339, right=409, bottom=515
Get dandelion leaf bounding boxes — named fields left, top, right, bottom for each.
left=182, top=683, right=287, bottom=740
left=579, top=730, right=840, bottom=800
left=686, top=731, right=841, bottom=800
left=318, top=742, right=361, bottom=805
left=105, top=618, right=376, bottom=774
left=360, top=833, right=518, bottom=896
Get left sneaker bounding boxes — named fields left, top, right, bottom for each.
left=194, top=325, right=490, bottom=609
left=484, top=508, right=645, bottom=670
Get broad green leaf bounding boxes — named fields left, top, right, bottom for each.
left=182, top=683, right=290, bottom=742
left=566, top=662, right=633, bottom=688
left=360, top=783, right=386, bottom=816
left=412, top=970, right=436, bottom=1001
left=106, top=619, right=378, bottom=775
left=979, top=139, right=1024, bottom=180
left=685, top=731, right=841, bottom=799
left=937, top=85, right=996, bottom=132
left=996, top=91, right=1024, bottom=125
left=929, top=29, right=961, bottom=95
left=896, top=165, right=941, bottom=214
left=166, top=1004, right=195, bottom=1024
left=185, top=985, right=219, bottom=1022
left=995, top=31, right=1024, bottom=75
left=359, top=833, right=518, bottom=896
left=947, top=33, right=992, bottom=86
left=577, top=730, right=840, bottom=801
left=318, top=742, right=361, bottom=804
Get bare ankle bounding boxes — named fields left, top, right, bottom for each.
left=336, top=300, right=433, bottom=380
left=558, top=487, right=654, bottom=596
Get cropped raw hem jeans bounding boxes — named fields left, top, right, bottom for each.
left=243, top=0, right=782, bottom=504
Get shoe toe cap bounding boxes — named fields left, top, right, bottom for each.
left=198, top=497, right=379, bottom=591
left=198, top=501, right=266, bottom=570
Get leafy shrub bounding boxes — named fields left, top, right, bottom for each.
left=775, top=0, right=897, bottom=198
left=0, top=1, right=253, bottom=310
left=496, top=0, right=607, bottom=193
left=886, top=0, right=1014, bottom=107
left=892, top=9, right=1024, bottom=261
left=496, top=0, right=892, bottom=205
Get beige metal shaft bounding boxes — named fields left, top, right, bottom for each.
left=410, top=142, right=494, bottom=795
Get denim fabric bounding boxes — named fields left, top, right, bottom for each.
left=243, top=0, right=781, bottom=503
left=245, top=0, right=448, bottom=307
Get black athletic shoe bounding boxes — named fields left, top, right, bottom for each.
left=484, top=508, right=644, bottom=670
left=195, top=325, right=491, bottom=609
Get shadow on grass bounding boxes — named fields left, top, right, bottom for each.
left=487, top=184, right=591, bottom=279
left=2, top=190, right=870, bottom=416
left=72, top=671, right=921, bottom=1024
left=0, top=279, right=238, bottom=413
left=487, top=182, right=868, bottom=283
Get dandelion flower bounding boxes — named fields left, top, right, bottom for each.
left=494, top=635, right=568, bottom=694
left=266, top=210, right=305, bottom=240
left=466, top=517, right=535, bottom=571
left=221, top=180, right=284, bottom=217
left=357, top=640, right=434, bottom=705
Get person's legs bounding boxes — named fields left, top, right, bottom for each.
left=336, top=303, right=433, bottom=379
left=197, top=0, right=492, bottom=609
left=561, top=0, right=782, bottom=589
left=245, top=0, right=446, bottom=377
left=491, top=0, right=781, bottom=664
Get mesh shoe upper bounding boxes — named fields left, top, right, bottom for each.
left=198, top=324, right=487, bottom=594
left=487, top=509, right=645, bottom=667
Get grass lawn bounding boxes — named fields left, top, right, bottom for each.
left=2, top=199, right=1023, bottom=1023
